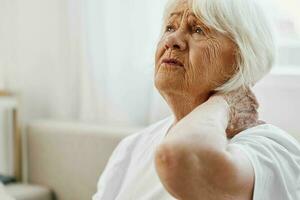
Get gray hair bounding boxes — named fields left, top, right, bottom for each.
left=163, top=0, right=276, bottom=93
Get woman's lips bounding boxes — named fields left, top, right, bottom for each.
left=162, top=58, right=184, bottom=67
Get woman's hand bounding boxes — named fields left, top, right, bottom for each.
left=213, top=86, right=265, bottom=138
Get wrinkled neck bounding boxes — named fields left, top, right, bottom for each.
left=162, top=91, right=210, bottom=124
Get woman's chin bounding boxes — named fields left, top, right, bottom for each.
left=154, top=76, right=183, bottom=93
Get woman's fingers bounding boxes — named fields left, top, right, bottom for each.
left=216, top=86, right=262, bottom=138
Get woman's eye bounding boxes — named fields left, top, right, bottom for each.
left=193, top=27, right=203, bottom=34
left=166, top=25, right=175, bottom=32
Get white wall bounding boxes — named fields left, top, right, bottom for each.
left=254, top=73, right=300, bottom=136
left=0, top=0, right=82, bottom=124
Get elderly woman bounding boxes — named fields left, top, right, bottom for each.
left=93, top=0, right=300, bottom=199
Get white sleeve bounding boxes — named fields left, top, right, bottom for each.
left=228, top=125, right=300, bottom=200
left=92, top=138, right=131, bottom=200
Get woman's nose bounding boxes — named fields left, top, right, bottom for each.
left=164, top=32, right=187, bottom=51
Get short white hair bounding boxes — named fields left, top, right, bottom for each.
left=163, top=0, right=276, bottom=93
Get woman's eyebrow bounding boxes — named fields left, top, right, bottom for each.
left=169, top=11, right=196, bottom=18
left=169, top=11, right=181, bottom=17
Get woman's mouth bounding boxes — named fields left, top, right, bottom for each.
left=162, top=58, right=184, bottom=67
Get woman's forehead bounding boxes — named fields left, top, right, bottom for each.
left=165, top=0, right=197, bottom=20
left=168, top=0, right=191, bottom=14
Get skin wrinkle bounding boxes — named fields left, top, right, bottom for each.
left=207, top=37, right=237, bottom=86
left=201, top=38, right=222, bottom=88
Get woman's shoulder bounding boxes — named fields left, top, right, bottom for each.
left=99, top=115, right=174, bottom=172
left=230, top=123, right=300, bottom=152
left=116, top=115, right=174, bottom=154
left=229, top=124, right=300, bottom=199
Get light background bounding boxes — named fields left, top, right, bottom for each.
left=0, top=0, right=299, bottom=130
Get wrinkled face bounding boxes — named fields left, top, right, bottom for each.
left=155, top=0, right=237, bottom=98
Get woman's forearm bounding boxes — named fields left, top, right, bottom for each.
left=154, top=97, right=233, bottom=199
left=162, top=96, right=230, bottom=153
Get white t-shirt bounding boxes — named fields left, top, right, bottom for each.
left=93, top=115, right=300, bottom=200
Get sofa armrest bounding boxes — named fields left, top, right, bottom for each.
left=5, top=183, right=51, bottom=200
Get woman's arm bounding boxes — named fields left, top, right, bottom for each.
left=154, top=88, right=259, bottom=200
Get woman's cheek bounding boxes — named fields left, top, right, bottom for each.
left=203, top=39, right=222, bottom=67
left=189, top=49, right=209, bottom=82
left=155, top=42, right=165, bottom=71
left=201, top=40, right=230, bottom=85
left=155, top=43, right=162, bottom=62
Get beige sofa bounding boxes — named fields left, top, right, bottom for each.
left=6, top=120, right=142, bottom=200
left=5, top=118, right=300, bottom=200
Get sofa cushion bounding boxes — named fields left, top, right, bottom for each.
left=0, top=182, right=15, bottom=200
